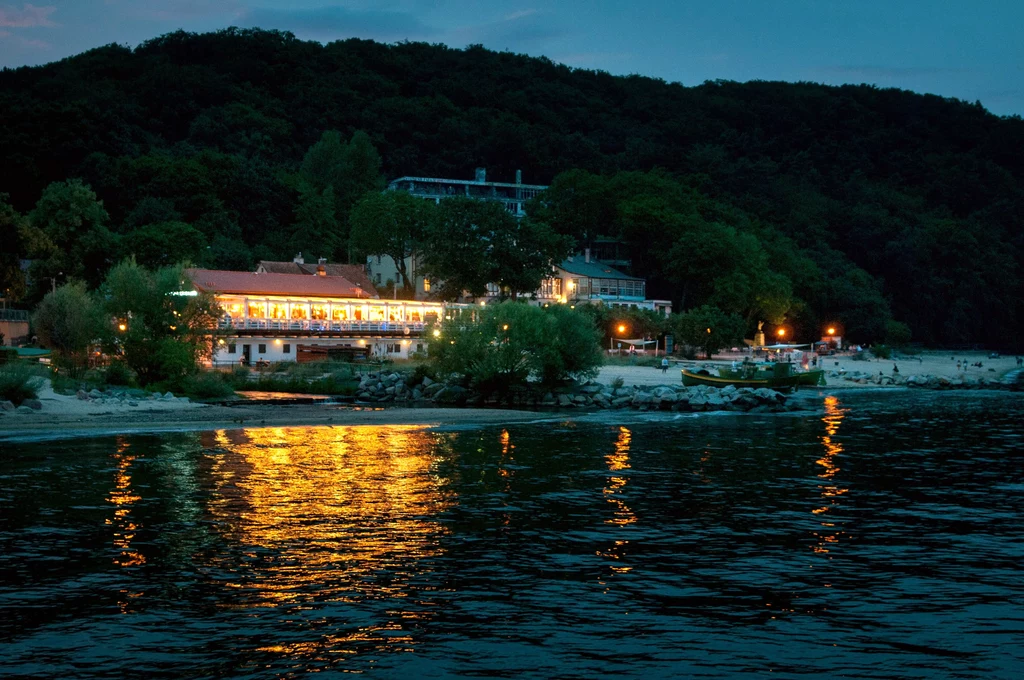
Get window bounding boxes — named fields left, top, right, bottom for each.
left=290, top=304, right=309, bottom=320
left=423, top=278, right=431, bottom=292
left=311, top=304, right=328, bottom=320
left=227, top=343, right=236, bottom=354
left=408, top=309, right=422, bottom=322
left=375, top=273, right=382, bottom=284
left=332, top=305, right=348, bottom=321
left=226, top=302, right=244, bottom=319
left=415, top=343, right=424, bottom=353
left=269, top=302, right=288, bottom=319
left=248, top=301, right=267, bottom=318
left=386, top=343, right=401, bottom=353
left=283, top=344, right=291, bottom=354
left=258, top=344, right=266, bottom=353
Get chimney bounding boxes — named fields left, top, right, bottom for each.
left=475, top=167, right=486, bottom=183
left=516, top=169, right=522, bottom=185
left=584, top=248, right=591, bottom=263
left=293, top=252, right=304, bottom=265
left=317, top=263, right=326, bottom=276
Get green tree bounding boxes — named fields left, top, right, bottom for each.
left=100, top=259, right=220, bottom=386
left=1, top=194, right=50, bottom=302
left=288, top=186, right=341, bottom=261
left=32, top=281, right=101, bottom=376
left=422, top=198, right=570, bottom=301
left=670, top=305, right=746, bottom=359
left=349, top=191, right=432, bottom=294
left=29, top=179, right=117, bottom=291
left=124, top=221, right=207, bottom=269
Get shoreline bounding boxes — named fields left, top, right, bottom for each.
left=2, top=386, right=1019, bottom=442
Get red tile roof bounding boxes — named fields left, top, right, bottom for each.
left=187, top=269, right=374, bottom=299
left=257, top=261, right=378, bottom=296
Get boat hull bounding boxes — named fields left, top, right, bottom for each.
left=681, top=368, right=825, bottom=389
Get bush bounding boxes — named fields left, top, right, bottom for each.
left=104, top=360, right=133, bottom=386
left=611, top=376, right=625, bottom=390
left=0, top=361, right=45, bottom=405
left=182, top=372, right=235, bottom=400
left=885, top=320, right=912, bottom=347
left=871, top=344, right=892, bottom=360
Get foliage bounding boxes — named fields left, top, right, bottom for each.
left=0, top=361, right=45, bottom=405
left=421, top=198, right=571, bottom=301
left=32, top=281, right=102, bottom=376
left=181, top=371, right=236, bottom=399
left=99, top=258, right=221, bottom=385
left=1, top=194, right=50, bottom=301
left=426, top=301, right=602, bottom=391
left=871, top=344, right=893, bottom=360
left=103, top=360, right=134, bottom=386
left=349, top=191, right=431, bottom=293
left=669, top=305, right=747, bottom=358
left=1, top=29, right=1022, bottom=346
left=885, top=320, right=913, bottom=347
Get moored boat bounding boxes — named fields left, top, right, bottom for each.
left=682, top=362, right=825, bottom=389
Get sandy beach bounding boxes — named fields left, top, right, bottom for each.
left=598, top=350, right=1019, bottom=389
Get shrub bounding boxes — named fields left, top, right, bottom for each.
left=104, top=360, right=133, bottom=386
left=0, top=361, right=45, bottom=405
left=182, top=372, right=235, bottom=400
left=885, top=320, right=912, bottom=347
left=871, top=344, right=892, bottom=360
left=611, top=376, right=625, bottom=390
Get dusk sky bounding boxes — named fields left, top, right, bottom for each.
left=2, top=0, right=1023, bottom=115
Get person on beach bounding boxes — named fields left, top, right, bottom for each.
left=661, top=357, right=669, bottom=374
left=957, top=360, right=962, bottom=371
left=892, top=364, right=899, bottom=375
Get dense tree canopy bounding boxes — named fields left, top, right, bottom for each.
left=1, top=28, right=1022, bottom=345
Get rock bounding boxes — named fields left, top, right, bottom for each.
left=22, top=399, right=42, bottom=410
left=688, top=396, right=708, bottom=411
left=580, top=385, right=603, bottom=395
left=433, top=385, right=468, bottom=405
left=385, top=386, right=396, bottom=395
left=89, top=389, right=104, bottom=399
left=611, top=396, right=632, bottom=408
left=706, top=393, right=727, bottom=409
left=557, top=394, right=574, bottom=407
left=613, top=387, right=635, bottom=398
left=424, top=382, right=444, bottom=397
left=16, top=405, right=35, bottom=413
left=573, top=395, right=588, bottom=404
left=128, top=401, right=139, bottom=407
left=163, top=391, right=175, bottom=400
left=421, top=376, right=434, bottom=388
left=77, top=389, right=89, bottom=400
left=631, top=392, right=653, bottom=406
left=0, top=400, right=14, bottom=411
left=593, top=395, right=611, bottom=408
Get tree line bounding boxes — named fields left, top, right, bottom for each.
left=2, top=28, right=1022, bottom=347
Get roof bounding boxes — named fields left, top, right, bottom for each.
left=388, top=176, right=548, bottom=190
left=187, top=269, right=374, bottom=299
left=257, top=261, right=378, bottom=295
left=556, top=257, right=641, bottom=281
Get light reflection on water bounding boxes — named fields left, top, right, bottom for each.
left=1, top=391, right=1023, bottom=678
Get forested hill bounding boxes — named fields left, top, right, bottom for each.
left=1, top=28, right=1022, bottom=346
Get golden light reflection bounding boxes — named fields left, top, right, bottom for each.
left=106, top=438, right=146, bottom=569
left=202, top=425, right=454, bottom=606
left=599, top=427, right=636, bottom=581
left=812, top=396, right=849, bottom=554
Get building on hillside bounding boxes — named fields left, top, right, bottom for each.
left=256, top=255, right=378, bottom=296
left=481, top=251, right=672, bottom=315
left=188, top=268, right=444, bottom=365
left=387, top=167, right=547, bottom=217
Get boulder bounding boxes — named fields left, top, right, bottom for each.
left=433, top=385, right=468, bottom=405
left=16, top=405, right=35, bottom=413
left=128, top=401, right=139, bottom=407
left=421, top=376, right=434, bottom=388
left=424, top=382, right=445, bottom=397
left=541, top=392, right=557, bottom=406
left=0, top=400, right=14, bottom=411
left=611, top=396, right=632, bottom=408
left=22, top=399, right=42, bottom=410
left=580, top=385, right=603, bottom=395
left=557, top=394, right=574, bottom=407
left=76, top=389, right=89, bottom=401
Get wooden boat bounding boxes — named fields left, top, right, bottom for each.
left=682, top=363, right=825, bottom=389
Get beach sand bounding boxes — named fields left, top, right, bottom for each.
left=596, top=350, right=1019, bottom=390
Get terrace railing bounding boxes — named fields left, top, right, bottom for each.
left=217, top=318, right=427, bottom=334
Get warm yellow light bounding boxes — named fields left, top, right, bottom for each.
left=432, top=329, right=441, bottom=337
left=502, top=324, right=509, bottom=331
left=479, top=301, right=486, bottom=307
left=274, top=339, right=282, bottom=345
left=217, top=338, right=225, bottom=345
left=706, top=327, right=711, bottom=334
left=827, top=327, right=836, bottom=335
left=777, top=328, right=786, bottom=337
left=617, top=324, right=626, bottom=334
left=118, top=323, right=127, bottom=332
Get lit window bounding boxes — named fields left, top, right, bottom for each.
left=269, top=302, right=287, bottom=319
left=248, top=301, right=267, bottom=318
left=311, top=304, right=328, bottom=320
left=290, top=304, right=309, bottom=320
left=423, top=278, right=431, bottom=292
left=332, top=305, right=348, bottom=321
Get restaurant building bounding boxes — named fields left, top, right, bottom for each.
left=188, top=269, right=444, bottom=365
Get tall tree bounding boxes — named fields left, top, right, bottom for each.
left=349, top=191, right=431, bottom=294
left=0, top=195, right=50, bottom=302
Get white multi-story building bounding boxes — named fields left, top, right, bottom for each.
left=188, top=268, right=444, bottom=365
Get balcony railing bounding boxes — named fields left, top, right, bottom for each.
left=218, top=318, right=427, bottom=333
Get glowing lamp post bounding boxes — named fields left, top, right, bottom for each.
left=777, top=328, right=786, bottom=339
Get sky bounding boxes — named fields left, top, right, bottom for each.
left=2, top=0, right=1023, bottom=116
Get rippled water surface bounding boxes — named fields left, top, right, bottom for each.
left=1, top=391, right=1023, bottom=678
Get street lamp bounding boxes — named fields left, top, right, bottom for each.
left=777, top=328, right=786, bottom=339
left=827, top=327, right=835, bottom=336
